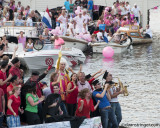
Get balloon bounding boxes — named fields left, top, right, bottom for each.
left=102, top=47, right=114, bottom=58
left=77, top=6, right=81, bottom=10
left=75, top=10, right=79, bottom=15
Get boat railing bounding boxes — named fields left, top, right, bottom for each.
left=0, top=21, right=45, bottom=38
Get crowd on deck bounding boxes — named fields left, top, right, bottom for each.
left=0, top=0, right=153, bottom=128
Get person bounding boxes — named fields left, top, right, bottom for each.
left=26, top=38, right=33, bottom=52
left=120, top=32, right=128, bottom=44
left=55, top=52, right=70, bottom=115
left=131, top=3, right=141, bottom=22
left=7, top=75, right=20, bottom=98
left=0, top=39, right=5, bottom=56
left=6, top=86, right=24, bottom=127
left=41, top=28, right=53, bottom=44
left=1, top=35, right=9, bottom=48
left=68, top=19, right=75, bottom=37
left=76, top=88, right=100, bottom=118
left=43, top=84, right=63, bottom=123
left=87, top=0, right=93, bottom=20
left=103, top=70, right=123, bottom=127
left=92, top=79, right=118, bottom=128
left=109, top=30, right=121, bottom=44
left=17, top=31, right=26, bottom=50
left=64, top=0, right=70, bottom=13
left=125, top=2, right=131, bottom=14
left=82, top=0, right=88, bottom=9
left=57, top=10, right=68, bottom=36
left=9, top=57, right=23, bottom=84
left=50, top=72, right=60, bottom=93
left=143, top=24, right=152, bottom=38
left=25, top=83, right=44, bottom=125
left=41, top=81, right=51, bottom=99
left=26, top=14, right=33, bottom=26
left=66, top=73, right=78, bottom=116
left=77, top=72, right=92, bottom=93
left=14, top=14, right=24, bottom=26
left=73, top=12, right=84, bottom=34
left=54, top=35, right=65, bottom=49
left=0, top=60, right=12, bottom=96
left=0, top=88, right=5, bottom=127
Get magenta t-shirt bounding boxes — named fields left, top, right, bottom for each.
left=18, top=36, right=26, bottom=48
left=54, top=38, right=64, bottom=49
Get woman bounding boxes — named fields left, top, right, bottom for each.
left=6, top=86, right=23, bottom=127
left=2, top=35, right=8, bottom=48
left=55, top=52, right=70, bottom=115
left=25, top=83, right=44, bottom=125
left=76, top=88, right=100, bottom=118
left=50, top=72, right=60, bottom=93
left=57, top=10, right=68, bottom=36
left=66, top=73, right=78, bottom=116
left=26, top=38, right=33, bottom=52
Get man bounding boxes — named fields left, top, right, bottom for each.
left=143, top=24, right=152, bottom=38
left=64, top=0, right=70, bottom=13
left=9, top=57, right=23, bottom=84
left=92, top=79, right=118, bottom=128
left=82, top=9, right=91, bottom=30
left=43, top=83, right=63, bottom=123
left=103, top=70, right=123, bottom=127
left=82, top=0, right=88, bottom=9
left=14, top=14, right=24, bottom=26
left=131, top=3, right=141, bottom=22
left=22, top=69, right=50, bottom=123
left=0, top=60, right=12, bottom=96
left=0, top=88, right=5, bottom=127
left=26, top=14, right=33, bottom=27
left=87, top=0, right=93, bottom=20
left=73, top=12, right=84, bottom=34
left=77, top=72, right=92, bottom=93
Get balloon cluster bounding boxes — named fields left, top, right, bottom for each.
left=50, top=27, right=63, bottom=36
left=75, top=6, right=82, bottom=15
left=75, top=33, right=92, bottom=42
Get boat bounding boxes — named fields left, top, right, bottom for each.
left=118, top=25, right=153, bottom=45
left=0, top=21, right=40, bottom=43
left=58, top=36, right=88, bottom=51
left=91, top=38, right=132, bottom=54
left=4, top=43, right=86, bottom=69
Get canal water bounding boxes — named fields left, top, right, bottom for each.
left=24, top=39, right=160, bottom=127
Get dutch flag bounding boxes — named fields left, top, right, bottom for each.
left=42, top=7, right=52, bottom=29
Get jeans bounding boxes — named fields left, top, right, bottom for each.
left=0, top=112, right=4, bottom=127
left=38, top=102, right=43, bottom=123
left=110, top=102, right=122, bottom=125
left=60, top=102, right=68, bottom=116
left=7, top=115, right=21, bottom=127
left=99, top=108, right=118, bottom=128
left=88, top=10, right=93, bottom=20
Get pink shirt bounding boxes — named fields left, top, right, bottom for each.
left=54, top=38, right=64, bottom=49
left=18, top=36, right=26, bottom=48
left=105, top=19, right=111, bottom=26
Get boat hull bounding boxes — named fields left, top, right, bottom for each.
left=91, top=39, right=131, bottom=54
left=132, top=38, right=152, bottom=45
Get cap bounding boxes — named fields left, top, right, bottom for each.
left=32, top=71, right=40, bottom=76
left=103, top=70, right=109, bottom=79
left=11, top=57, right=20, bottom=64
left=92, top=79, right=100, bottom=86
left=62, top=6, right=66, bottom=10
left=85, top=74, right=91, bottom=80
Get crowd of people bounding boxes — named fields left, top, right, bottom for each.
left=0, top=48, right=125, bottom=127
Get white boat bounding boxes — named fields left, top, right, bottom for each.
left=58, top=36, right=89, bottom=51
left=4, top=43, right=86, bottom=69
left=91, top=38, right=131, bottom=54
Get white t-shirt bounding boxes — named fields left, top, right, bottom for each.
left=58, top=15, right=67, bottom=25
left=110, top=86, right=119, bottom=102
left=26, top=17, right=33, bottom=26
left=27, top=43, right=33, bottom=49
left=73, top=16, right=84, bottom=33
left=82, top=14, right=91, bottom=24
left=131, top=7, right=140, bottom=17
left=120, top=6, right=126, bottom=15
left=97, top=32, right=103, bottom=42
left=145, top=28, right=152, bottom=38
left=125, top=5, right=131, bottom=13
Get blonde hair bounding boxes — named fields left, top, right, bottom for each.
left=55, top=57, right=69, bottom=69
left=12, top=86, right=20, bottom=94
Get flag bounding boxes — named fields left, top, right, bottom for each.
left=42, top=7, right=52, bottom=29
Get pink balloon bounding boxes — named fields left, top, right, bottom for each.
left=102, top=47, right=114, bottom=58
left=75, top=10, right=79, bottom=15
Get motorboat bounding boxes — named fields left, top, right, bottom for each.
left=4, top=43, right=86, bottom=70
left=91, top=37, right=132, bottom=54
left=119, top=25, right=153, bottom=45
left=58, top=36, right=89, bottom=51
